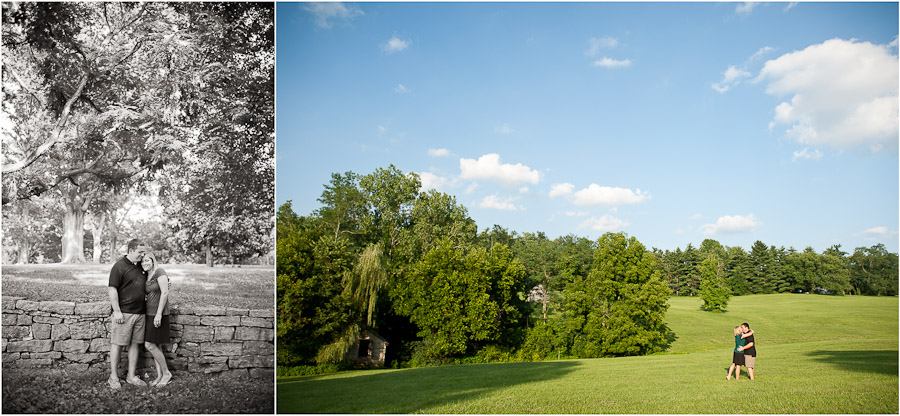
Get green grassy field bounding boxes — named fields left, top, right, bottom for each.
left=277, top=294, right=898, bottom=413
left=2, top=263, right=274, bottom=309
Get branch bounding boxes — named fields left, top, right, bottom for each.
left=3, top=65, right=42, bottom=105
left=2, top=74, right=89, bottom=174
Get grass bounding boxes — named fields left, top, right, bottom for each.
left=277, top=294, right=898, bottom=413
left=1, top=263, right=274, bottom=309
left=2, top=367, right=273, bottom=413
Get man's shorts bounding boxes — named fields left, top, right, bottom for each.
left=744, top=355, right=756, bottom=368
left=110, top=313, right=145, bottom=346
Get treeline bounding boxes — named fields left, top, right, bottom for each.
left=655, top=240, right=898, bottom=297
left=277, top=165, right=898, bottom=369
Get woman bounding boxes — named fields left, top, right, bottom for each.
left=142, top=252, right=172, bottom=386
left=726, top=325, right=745, bottom=380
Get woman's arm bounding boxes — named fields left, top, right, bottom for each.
left=156, top=274, right=169, bottom=317
left=740, top=329, right=754, bottom=339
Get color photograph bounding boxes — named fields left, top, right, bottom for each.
left=275, top=2, right=898, bottom=414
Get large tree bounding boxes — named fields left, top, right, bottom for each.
left=159, top=2, right=275, bottom=266
left=2, top=3, right=200, bottom=262
left=564, top=232, right=671, bottom=357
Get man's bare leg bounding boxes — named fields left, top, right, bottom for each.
left=125, top=343, right=146, bottom=386
left=108, top=345, right=122, bottom=389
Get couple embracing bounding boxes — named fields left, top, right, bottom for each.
left=107, top=239, right=172, bottom=389
left=727, top=322, right=756, bottom=381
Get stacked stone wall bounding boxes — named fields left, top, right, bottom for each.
left=1, top=297, right=274, bottom=379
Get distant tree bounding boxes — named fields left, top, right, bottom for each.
left=748, top=240, right=774, bottom=293
left=699, top=255, right=730, bottom=311
left=724, top=246, right=752, bottom=295
left=514, top=232, right=561, bottom=323
left=849, top=244, right=899, bottom=296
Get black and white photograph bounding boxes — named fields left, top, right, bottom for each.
left=1, top=2, right=274, bottom=413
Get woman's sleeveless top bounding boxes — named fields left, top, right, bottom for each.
left=145, top=268, right=170, bottom=316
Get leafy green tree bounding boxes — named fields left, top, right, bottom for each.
left=392, top=240, right=527, bottom=359
left=564, top=232, right=671, bottom=357
left=699, top=255, right=730, bottom=311
left=514, top=232, right=561, bottom=323
left=275, top=202, right=355, bottom=366
left=359, top=165, right=420, bottom=262
left=724, top=246, right=752, bottom=295
left=849, top=244, right=899, bottom=296
left=749, top=240, right=775, bottom=293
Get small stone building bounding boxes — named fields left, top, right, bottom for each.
left=346, top=329, right=388, bottom=367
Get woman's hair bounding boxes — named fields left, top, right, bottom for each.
left=143, top=251, right=159, bottom=280
left=734, top=326, right=742, bottom=335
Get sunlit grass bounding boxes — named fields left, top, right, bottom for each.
left=278, top=294, right=898, bottom=413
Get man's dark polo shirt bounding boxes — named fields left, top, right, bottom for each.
left=109, top=256, right=147, bottom=314
left=743, top=334, right=756, bottom=357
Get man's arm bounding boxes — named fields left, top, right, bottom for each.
left=738, top=341, right=754, bottom=351
left=740, top=329, right=754, bottom=339
left=108, top=287, right=124, bottom=324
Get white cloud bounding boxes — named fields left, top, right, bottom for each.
left=494, top=123, right=514, bottom=134
left=394, top=84, right=411, bottom=94
left=792, top=148, right=823, bottom=161
left=784, top=2, right=798, bottom=12
left=303, top=3, right=363, bottom=29
left=464, top=183, right=478, bottom=194
left=587, top=37, right=619, bottom=57
left=712, top=65, right=751, bottom=93
left=859, top=226, right=899, bottom=239
left=382, top=35, right=410, bottom=54
left=459, top=153, right=540, bottom=185
left=418, top=172, right=453, bottom=191
left=377, top=125, right=387, bottom=134
left=757, top=38, right=899, bottom=152
left=549, top=183, right=575, bottom=198
left=427, top=148, right=452, bottom=157
left=573, top=184, right=650, bottom=207
left=578, top=215, right=630, bottom=232
left=593, top=57, right=632, bottom=68
left=478, top=194, right=521, bottom=211
left=689, top=213, right=702, bottom=220
left=749, top=46, right=775, bottom=62
left=519, top=187, right=529, bottom=194
left=565, top=211, right=590, bottom=217
left=699, top=214, right=760, bottom=235
left=736, top=2, right=759, bottom=15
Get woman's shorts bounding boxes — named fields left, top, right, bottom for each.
left=144, top=314, right=170, bottom=345
left=732, top=352, right=745, bottom=366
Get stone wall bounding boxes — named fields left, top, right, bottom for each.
left=1, top=297, right=274, bottom=379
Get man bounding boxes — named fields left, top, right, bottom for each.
left=107, top=239, right=148, bottom=389
left=737, top=322, right=756, bottom=381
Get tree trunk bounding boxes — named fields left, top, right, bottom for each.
left=206, top=239, right=213, bottom=267
left=15, top=240, right=31, bottom=265
left=88, top=212, right=107, bottom=264
left=60, top=203, right=87, bottom=263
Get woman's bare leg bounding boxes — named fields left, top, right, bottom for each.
left=144, top=342, right=172, bottom=386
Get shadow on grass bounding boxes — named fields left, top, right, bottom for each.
left=277, top=360, right=581, bottom=413
left=805, top=350, right=899, bottom=376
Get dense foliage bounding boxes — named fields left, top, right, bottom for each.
left=1, top=2, right=274, bottom=265
left=656, top=240, right=896, bottom=297
left=279, top=165, right=898, bottom=369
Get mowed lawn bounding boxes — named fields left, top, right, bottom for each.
left=277, top=294, right=898, bottom=414
left=2, top=263, right=274, bottom=309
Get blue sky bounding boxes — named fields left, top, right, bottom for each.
left=276, top=2, right=899, bottom=253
